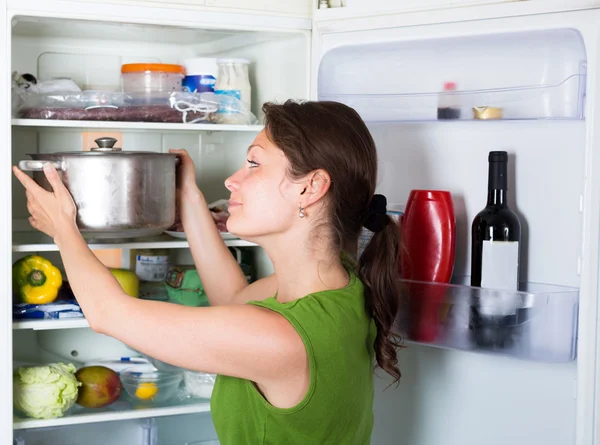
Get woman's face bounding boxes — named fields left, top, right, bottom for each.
left=224, top=131, right=303, bottom=240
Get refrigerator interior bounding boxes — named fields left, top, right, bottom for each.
left=315, top=10, right=597, bottom=445
left=11, top=15, right=306, bottom=445
left=11, top=5, right=600, bottom=445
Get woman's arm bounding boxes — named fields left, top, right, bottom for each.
left=13, top=164, right=305, bottom=383
left=170, top=150, right=252, bottom=305
left=58, top=225, right=302, bottom=381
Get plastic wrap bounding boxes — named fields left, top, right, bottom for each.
left=16, top=89, right=258, bottom=125
left=13, top=299, right=83, bottom=320
left=180, top=371, right=216, bottom=400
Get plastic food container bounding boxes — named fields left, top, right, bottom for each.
left=183, top=371, right=216, bottom=399
left=121, top=364, right=183, bottom=403
left=182, top=58, right=218, bottom=93
left=121, top=63, right=185, bottom=95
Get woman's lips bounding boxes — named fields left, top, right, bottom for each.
left=229, top=200, right=242, bottom=209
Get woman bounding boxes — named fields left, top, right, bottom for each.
left=13, top=100, right=402, bottom=445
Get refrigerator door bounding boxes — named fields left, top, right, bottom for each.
left=311, top=6, right=600, bottom=445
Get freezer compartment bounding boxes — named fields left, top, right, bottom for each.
left=318, top=28, right=587, bottom=122
left=397, top=278, right=579, bottom=362
left=11, top=16, right=309, bottom=124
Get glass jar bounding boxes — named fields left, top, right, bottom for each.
left=130, top=248, right=170, bottom=283
left=214, top=58, right=251, bottom=124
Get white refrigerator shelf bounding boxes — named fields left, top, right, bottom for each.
left=12, top=318, right=90, bottom=331
left=12, top=232, right=258, bottom=252
left=12, top=119, right=264, bottom=133
left=13, top=398, right=211, bottom=430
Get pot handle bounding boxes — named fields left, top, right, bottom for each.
left=18, top=160, right=64, bottom=172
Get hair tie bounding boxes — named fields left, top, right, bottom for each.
left=363, top=194, right=389, bottom=233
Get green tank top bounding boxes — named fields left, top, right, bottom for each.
left=210, top=273, right=376, bottom=445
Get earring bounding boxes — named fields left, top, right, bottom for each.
left=299, top=206, right=305, bottom=218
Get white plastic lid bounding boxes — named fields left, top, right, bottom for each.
left=182, top=58, right=218, bottom=76
left=216, top=58, right=250, bottom=65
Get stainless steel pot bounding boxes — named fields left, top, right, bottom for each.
left=19, top=137, right=178, bottom=240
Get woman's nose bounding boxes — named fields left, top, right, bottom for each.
left=225, top=169, right=242, bottom=192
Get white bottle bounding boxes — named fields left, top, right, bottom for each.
left=214, top=58, right=251, bottom=124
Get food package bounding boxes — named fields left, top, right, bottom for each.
left=181, top=371, right=216, bottom=400
left=16, top=89, right=259, bottom=125
left=13, top=300, right=83, bottom=321
left=169, top=199, right=230, bottom=233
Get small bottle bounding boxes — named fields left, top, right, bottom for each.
left=437, top=81, right=461, bottom=120
left=319, top=0, right=329, bottom=8
left=470, top=151, right=522, bottom=349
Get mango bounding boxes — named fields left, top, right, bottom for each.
left=75, top=366, right=122, bottom=408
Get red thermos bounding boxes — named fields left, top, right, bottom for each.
left=400, top=190, right=456, bottom=342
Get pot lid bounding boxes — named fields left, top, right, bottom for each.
left=29, top=138, right=178, bottom=156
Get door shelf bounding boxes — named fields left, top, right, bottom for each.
left=13, top=398, right=210, bottom=430
left=319, top=74, right=586, bottom=123
left=398, top=278, right=579, bottom=362
left=12, top=119, right=264, bottom=133
left=12, top=232, right=258, bottom=252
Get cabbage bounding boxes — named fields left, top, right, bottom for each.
left=13, top=363, right=81, bottom=419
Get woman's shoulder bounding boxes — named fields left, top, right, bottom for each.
left=231, top=274, right=278, bottom=305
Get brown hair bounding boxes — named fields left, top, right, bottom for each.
left=263, top=100, right=403, bottom=383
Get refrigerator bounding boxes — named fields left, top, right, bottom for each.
left=4, top=0, right=600, bottom=444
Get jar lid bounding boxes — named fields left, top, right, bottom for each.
left=121, top=63, right=186, bottom=74
left=216, top=58, right=250, bottom=65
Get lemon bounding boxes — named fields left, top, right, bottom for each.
left=135, top=382, right=158, bottom=400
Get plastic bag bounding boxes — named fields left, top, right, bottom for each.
left=13, top=299, right=83, bottom=320
left=16, top=89, right=259, bottom=125
left=180, top=371, right=217, bottom=400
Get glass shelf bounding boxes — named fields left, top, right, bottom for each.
left=13, top=397, right=210, bottom=430
left=398, top=277, right=579, bottom=362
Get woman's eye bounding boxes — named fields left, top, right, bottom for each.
left=247, top=159, right=259, bottom=168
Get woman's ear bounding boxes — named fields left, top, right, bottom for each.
left=298, top=169, right=331, bottom=211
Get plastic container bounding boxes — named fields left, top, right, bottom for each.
left=437, top=82, right=461, bottom=120
left=182, top=58, right=218, bottom=94
left=183, top=371, right=216, bottom=399
left=214, top=58, right=251, bottom=124
left=121, top=63, right=185, bottom=95
left=121, top=364, right=183, bottom=403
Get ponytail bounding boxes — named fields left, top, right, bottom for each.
left=358, top=216, right=403, bottom=384
left=261, top=99, right=404, bottom=382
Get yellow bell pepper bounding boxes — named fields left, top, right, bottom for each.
left=13, top=255, right=63, bottom=305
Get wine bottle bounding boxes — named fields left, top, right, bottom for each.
left=470, top=151, right=522, bottom=349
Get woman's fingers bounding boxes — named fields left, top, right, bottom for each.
left=42, top=163, right=70, bottom=199
left=13, top=166, right=47, bottom=198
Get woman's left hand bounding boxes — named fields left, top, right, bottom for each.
left=13, top=163, right=78, bottom=240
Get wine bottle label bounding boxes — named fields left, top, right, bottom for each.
left=480, top=240, right=519, bottom=316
